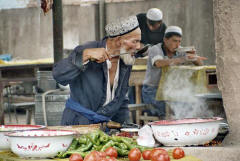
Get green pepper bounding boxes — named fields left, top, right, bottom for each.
left=114, top=142, right=128, bottom=150
left=57, top=150, right=87, bottom=158
left=87, top=130, right=101, bottom=146
left=77, top=135, right=88, bottom=144
left=121, top=136, right=135, bottom=143
left=56, top=151, right=65, bottom=158
left=135, top=145, right=151, bottom=152
left=77, top=143, right=86, bottom=150
left=67, top=138, right=79, bottom=151
left=111, top=135, right=124, bottom=143
left=92, top=144, right=103, bottom=151
left=100, top=140, right=115, bottom=151
left=99, top=131, right=110, bottom=144
left=113, top=146, right=129, bottom=157
left=120, top=138, right=134, bottom=149
left=76, top=138, right=93, bottom=152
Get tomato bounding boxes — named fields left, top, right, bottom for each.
left=107, top=157, right=117, bottom=161
left=142, top=150, right=151, bottom=160
left=99, top=158, right=108, bottom=161
left=151, top=153, right=170, bottom=161
left=83, top=154, right=95, bottom=161
left=150, top=148, right=168, bottom=160
left=84, top=151, right=101, bottom=161
left=104, top=147, right=118, bottom=158
left=69, top=153, right=83, bottom=161
left=172, top=147, right=185, bottom=159
left=128, top=148, right=142, bottom=161
left=97, top=151, right=107, bottom=158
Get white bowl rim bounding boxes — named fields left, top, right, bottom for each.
left=149, top=117, right=223, bottom=126
left=5, top=129, right=77, bottom=137
left=120, top=128, right=139, bottom=132
left=0, top=125, right=45, bottom=132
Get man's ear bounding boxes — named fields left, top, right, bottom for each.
left=163, top=37, right=167, bottom=44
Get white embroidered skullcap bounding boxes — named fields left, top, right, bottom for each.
left=165, top=26, right=182, bottom=36
left=146, top=8, right=163, bottom=21
left=105, top=16, right=139, bottom=38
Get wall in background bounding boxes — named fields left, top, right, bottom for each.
left=0, top=0, right=215, bottom=64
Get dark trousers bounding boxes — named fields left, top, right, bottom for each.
left=141, top=85, right=166, bottom=117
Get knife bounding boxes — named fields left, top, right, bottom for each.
left=105, top=121, right=140, bottom=129
left=90, top=44, right=151, bottom=61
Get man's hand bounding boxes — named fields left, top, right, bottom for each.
left=185, top=49, right=207, bottom=65
left=185, top=49, right=197, bottom=61
left=83, top=48, right=111, bottom=63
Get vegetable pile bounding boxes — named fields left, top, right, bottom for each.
left=57, top=130, right=186, bottom=161
left=57, top=130, right=149, bottom=159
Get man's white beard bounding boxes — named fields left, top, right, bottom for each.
left=119, top=47, right=136, bottom=65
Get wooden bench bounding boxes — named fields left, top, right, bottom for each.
left=128, top=104, right=160, bottom=125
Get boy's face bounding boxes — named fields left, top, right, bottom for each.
left=164, top=36, right=182, bottom=53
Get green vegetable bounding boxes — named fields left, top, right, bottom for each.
left=57, top=150, right=87, bottom=158
left=120, top=137, right=134, bottom=149
left=111, top=135, right=123, bottom=143
left=99, top=131, right=110, bottom=144
left=67, top=138, right=78, bottom=151
left=77, top=138, right=93, bottom=152
left=77, top=135, right=88, bottom=144
left=113, top=146, right=129, bottom=157
left=115, top=142, right=128, bottom=150
left=92, top=144, right=103, bottom=151
left=56, top=130, right=150, bottom=159
left=100, top=140, right=115, bottom=151
left=87, top=130, right=101, bottom=146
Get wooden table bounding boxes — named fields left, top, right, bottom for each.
left=0, top=63, right=53, bottom=124
left=128, top=65, right=147, bottom=124
left=129, top=65, right=146, bottom=104
left=0, top=151, right=202, bottom=161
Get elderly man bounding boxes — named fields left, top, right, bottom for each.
left=53, top=16, right=141, bottom=125
left=137, top=8, right=167, bottom=45
left=141, top=26, right=203, bottom=118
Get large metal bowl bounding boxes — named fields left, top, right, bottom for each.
left=0, top=125, right=45, bottom=151
left=6, top=129, right=76, bottom=158
left=149, top=117, right=223, bottom=146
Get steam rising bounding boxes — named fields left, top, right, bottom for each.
left=162, top=68, right=213, bottom=119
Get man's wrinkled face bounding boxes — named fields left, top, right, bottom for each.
left=119, top=28, right=141, bottom=65
left=164, top=35, right=182, bottom=53
left=119, top=47, right=136, bottom=65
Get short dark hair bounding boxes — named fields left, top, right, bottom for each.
left=147, top=19, right=162, bottom=26
left=164, top=32, right=182, bottom=38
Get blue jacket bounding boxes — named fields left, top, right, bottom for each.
left=52, top=39, right=132, bottom=123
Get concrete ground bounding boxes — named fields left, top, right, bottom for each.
left=168, top=146, right=240, bottom=161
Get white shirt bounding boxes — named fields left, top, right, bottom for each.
left=103, top=47, right=120, bottom=106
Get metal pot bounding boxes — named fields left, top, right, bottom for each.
left=149, top=117, right=223, bottom=146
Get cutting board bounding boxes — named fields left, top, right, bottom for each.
left=46, top=124, right=101, bottom=135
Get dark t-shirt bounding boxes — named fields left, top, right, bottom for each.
left=137, top=13, right=167, bottom=45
